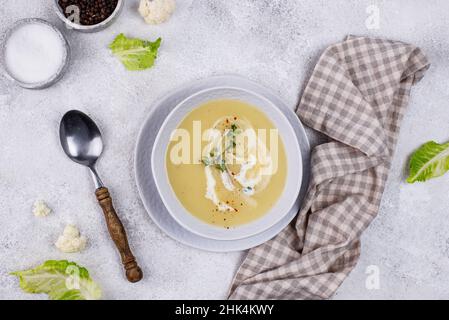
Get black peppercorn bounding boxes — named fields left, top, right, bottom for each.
left=58, top=0, right=118, bottom=26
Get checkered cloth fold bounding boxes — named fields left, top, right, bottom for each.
left=229, top=36, right=429, bottom=300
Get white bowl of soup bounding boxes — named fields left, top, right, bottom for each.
left=152, top=87, right=302, bottom=240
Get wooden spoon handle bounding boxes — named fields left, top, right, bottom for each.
left=95, top=187, right=143, bottom=283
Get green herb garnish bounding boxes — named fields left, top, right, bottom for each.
left=201, top=157, right=212, bottom=166
left=215, top=161, right=227, bottom=172
left=201, top=123, right=240, bottom=173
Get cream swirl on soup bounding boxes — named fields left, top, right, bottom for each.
left=166, top=99, right=286, bottom=228
left=201, top=116, right=276, bottom=212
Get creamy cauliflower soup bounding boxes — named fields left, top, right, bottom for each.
left=166, top=99, right=287, bottom=228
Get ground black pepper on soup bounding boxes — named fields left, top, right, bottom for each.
left=58, top=0, right=119, bottom=26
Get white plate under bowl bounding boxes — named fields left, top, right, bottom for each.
left=135, top=75, right=310, bottom=252
left=152, top=87, right=302, bottom=241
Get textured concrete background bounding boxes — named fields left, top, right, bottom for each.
left=0, top=0, right=448, bottom=299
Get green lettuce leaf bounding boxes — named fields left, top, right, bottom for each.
left=11, top=260, right=101, bottom=300
left=109, top=33, right=161, bottom=71
left=407, top=141, right=449, bottom=183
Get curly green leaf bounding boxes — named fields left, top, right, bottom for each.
left=407, top=141, right=449, bottom=183
left=11, top=260, right=102, bottom=300
left=109, top=33, right=161, bottom=71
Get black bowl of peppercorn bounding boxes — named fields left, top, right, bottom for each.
left=54, top=0, right=123, bottom=32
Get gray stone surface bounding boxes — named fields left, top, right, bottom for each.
left=0, top=0, right=448, bottom=299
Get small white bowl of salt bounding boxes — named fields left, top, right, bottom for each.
left=1, top=18, right=70, bottom=89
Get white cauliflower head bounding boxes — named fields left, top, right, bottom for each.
left=139, top=0, right=176, bottom=25
left=55, top=224, right=87, bottom=253
left=33, top=200, right=52, bottom=217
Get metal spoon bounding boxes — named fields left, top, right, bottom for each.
left=59, top=110, right=143, bottom=283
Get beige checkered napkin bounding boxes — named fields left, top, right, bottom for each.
left=229, top=36, right=429, bottom=300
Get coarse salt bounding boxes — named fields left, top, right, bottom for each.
left=4, top=22, right=66, bottom=85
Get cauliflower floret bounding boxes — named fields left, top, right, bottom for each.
left=139, top=0, right=176, bottom=25
left=33, top=200, right=52, bottom=217
left=55, top=224, right=87, bottom=253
